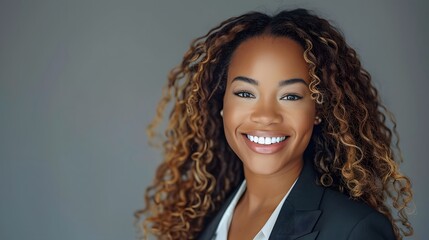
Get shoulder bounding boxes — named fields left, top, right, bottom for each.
left=320, top=188, right=374, bottom=219
left=315, top=188, right=395, bottom=239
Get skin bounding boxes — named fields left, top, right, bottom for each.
left=222, top=36, right=319, bottom=239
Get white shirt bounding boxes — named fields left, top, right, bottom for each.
left=215, top=179, right=298, bottom=240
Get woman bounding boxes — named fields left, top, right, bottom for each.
left=135, top=9, right=413, bottom=239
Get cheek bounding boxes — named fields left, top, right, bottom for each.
left=222, top=113, right=234, bottom=135
left=222, top=95, right=248, bottom=147
left=222, top=103, right=242, bottom=136
left=222, top=96, right=235, bottom=137
left=289, top=104, right=316, bottom=135
left=298, top=120, right=315, bottom=137
left=223, top=94, right=244, bottom=126
left=222, top=111, right=241, bottom=155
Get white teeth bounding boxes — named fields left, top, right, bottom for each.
left=246, top=134, right=287, bottom=145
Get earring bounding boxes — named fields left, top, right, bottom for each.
left=315, top=116, right=322, bottom=124
left=220, top=110, right=223, bottom=117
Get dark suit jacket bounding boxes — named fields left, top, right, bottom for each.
left=198, top=159, right=395, bottom=240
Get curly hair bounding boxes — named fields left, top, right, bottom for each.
left=135, top=8, right=413, bottom=239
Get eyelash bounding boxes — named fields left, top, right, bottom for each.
left=234, top=91, right=255, bottom=98
left=233, top=91, right=303, bottom=101
left=280, top=94, right=302, bottom=101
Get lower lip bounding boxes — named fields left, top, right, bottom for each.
left=242, top=135, right=288, bottom=154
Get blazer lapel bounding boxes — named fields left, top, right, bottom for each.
left=269, top=159, right=324, bottom=240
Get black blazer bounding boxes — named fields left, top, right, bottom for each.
left=198, top=159, right=395, bottom=240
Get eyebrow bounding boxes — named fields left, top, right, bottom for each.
left=279, top=78, right=308, bottom=87
left=232, top=76, right=308, bottom=86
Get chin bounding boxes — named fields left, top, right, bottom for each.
left=243, top=158, right=287, bottom=176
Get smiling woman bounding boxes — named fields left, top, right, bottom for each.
left=221, top=37, right=318, bottom=239
left=223, top=37, right=316, bottom=179
left=135, top=9, right=413, bottom=240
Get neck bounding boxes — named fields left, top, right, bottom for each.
left=241, top=160, right=303, bottom=211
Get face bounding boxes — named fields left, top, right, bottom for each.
left=222, top=36, right=318, bottom=176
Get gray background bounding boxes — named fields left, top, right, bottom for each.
left=0, top=0, right=427, bottom=239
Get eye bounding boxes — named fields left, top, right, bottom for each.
left=233, top=91, right=255, bottom=98
left=281, top=94, right=302, bottom=101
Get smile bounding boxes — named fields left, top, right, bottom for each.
left=246, top=134, right=287, bottom=145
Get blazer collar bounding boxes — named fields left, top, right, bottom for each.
left=268, top=159, right=324, bottom=240
left=198, top=159, right=324, bottom=240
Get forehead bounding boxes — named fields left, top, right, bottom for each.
left=227, top=36, right=309, bottom=83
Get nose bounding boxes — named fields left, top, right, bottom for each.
left=250, top=100, right=283, bottom=125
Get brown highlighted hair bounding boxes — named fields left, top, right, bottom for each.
left=135, top=9, right=413, bottom=239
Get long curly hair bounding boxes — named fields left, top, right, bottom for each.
left=135, top=8, right=413, bottom=239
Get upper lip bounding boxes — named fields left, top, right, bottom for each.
left=242, top=130, right=289, bottom=138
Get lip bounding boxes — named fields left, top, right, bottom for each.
left=242, top=133, right=289, bottom=154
